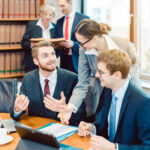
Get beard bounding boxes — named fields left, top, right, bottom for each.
left=38, top=61, right=56, bottom=72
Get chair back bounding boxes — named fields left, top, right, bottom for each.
left=0, top=78, right=18, bottom=112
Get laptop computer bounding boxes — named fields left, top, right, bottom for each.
left=15, top=124, right=60, bottom=150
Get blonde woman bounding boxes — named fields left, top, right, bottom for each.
left=21, top=4, right=56, bottom=72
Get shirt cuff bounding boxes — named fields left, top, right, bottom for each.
left=68, top=103, right=77, bottom=113
left=13, top=109, right=22, bottom=118
left=116, top=143, right=119, bottom=150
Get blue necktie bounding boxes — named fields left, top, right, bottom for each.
left=108, top=93, right=118, bottom=142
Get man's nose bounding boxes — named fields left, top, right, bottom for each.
left=95, top=71, right=100, bottom=78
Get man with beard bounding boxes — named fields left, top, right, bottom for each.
left=11, top=41, right=86, bottom=125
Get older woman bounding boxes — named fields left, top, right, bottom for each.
left=21, top=4, right=56, bottom=72
left=58, top=19, right=141, bottom=124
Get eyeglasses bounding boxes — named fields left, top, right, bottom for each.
left=78, top=37, right=92, bottom=47
left=97, top=69, right=110, bottom=76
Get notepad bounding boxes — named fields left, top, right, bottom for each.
left=37, top=123, right=78, bottom=142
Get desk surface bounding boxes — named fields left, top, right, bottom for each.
left=0, top=113, right=90, bottom=150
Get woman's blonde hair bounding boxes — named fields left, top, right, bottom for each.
left=75, top=19, right=111, bottom=39
left=40, top=4, right=56, bottom=17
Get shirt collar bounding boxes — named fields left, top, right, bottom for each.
left=113, top=79, right=129, bottom=102
left=84, top=35, right=120, bottom=56
left=36, top=18, right=54, bottom=30
left=84, top=49, right=98, bottom=56
left=39, top=69, right=57, bottom=83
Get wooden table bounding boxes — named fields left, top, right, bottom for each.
left=0, top=113, right=90, bottom=150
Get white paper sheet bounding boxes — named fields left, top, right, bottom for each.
left=38, top=123, right=78, bottom=137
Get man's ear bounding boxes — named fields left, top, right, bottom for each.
left=33, top=58, right=39, bottom=66
left=115, top=71, right=122, bottom=80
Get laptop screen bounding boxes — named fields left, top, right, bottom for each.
left=15, top=124, right=60, bottom=149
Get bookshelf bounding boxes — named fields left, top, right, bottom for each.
left=0, top=0, right=45, bottom=79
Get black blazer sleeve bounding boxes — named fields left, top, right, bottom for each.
left=21, top=21, right=34, bottom=52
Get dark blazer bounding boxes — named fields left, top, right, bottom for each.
left=95, top=81, right=150, bottom=150
left=11, top=68, right=86, bottom=126
left=21, top=19, right=55, bottom=72
left=55, top=12, right=89, bottom=73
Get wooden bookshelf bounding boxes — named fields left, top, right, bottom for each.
left=0, top=46, right=22, bottom=51
left=0, top=74, right=24, bottom=79
left=0, top=0, right=45, bottom=79
left=0, top=18, right=39, bottom=21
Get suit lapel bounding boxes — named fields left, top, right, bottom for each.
left=71, top=12, right=79, bottom=36
left=59, top=17, right=65, bottom=37
left=115, top=82, right=132, bottom=138
left=53, top=68, right=63, bottom=99
left=50, top=28, right=55, bottom=38
left=87, top=55, right=97, bottom=75
left=35, top=25, right=42, bottom=37
left=35, top=70, right=43, bottom=97
left=96, top=89, right=112, bottom=127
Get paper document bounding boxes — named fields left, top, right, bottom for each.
left=38, top=123, right=78, bottom=137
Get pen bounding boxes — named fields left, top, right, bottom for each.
left=58, top=111, right=63, bottom=121
left=24, top=96, right=28, bottom=115
left=83, top=123, right=87, bottom=137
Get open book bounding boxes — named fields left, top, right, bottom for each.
left=30, top=38, right=66, bottom=49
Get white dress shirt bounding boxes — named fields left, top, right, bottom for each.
left=63, top=10, right=76, bottom=55
left=36, top=18, right=54, bottom=39
left=39, top=69, right=57, bottom=97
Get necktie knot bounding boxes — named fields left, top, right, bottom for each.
left=112, top=93, right=118, bottom=102
left=45, top=79, right=49, bottom=85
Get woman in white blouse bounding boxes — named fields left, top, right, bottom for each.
left=21, top=4, right=56, bottom=72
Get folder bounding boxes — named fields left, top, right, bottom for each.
left=19, top=0, right=24, bottom=18
left=0, top=24, right=5, bottom=48
left=0, top=52, right=5, bottom=75
left=35, top=0, right=41, bottom=18
left=37, top=122, right=78, bottom=142
left=15, top=24, right=20, bottom=46
left=16, top=51, right=22, bottom=74
left=24, top=0, right=30, bottom=18
left=10, top=24, right=16, bottom=47
left=4, top=52, right=11, bottom=75
left=3, top=0, right=9, bottom=18
left=10, top=51, right=17, bottom=74
left=29, top=0, right=35, bottom=18
left=5, top=24, right=10, bottom=47
left=0, top=0, right=3, bottom=18
left=9, top=0, right=15, bottom=18
left=14, top=0, right=20, bottom=18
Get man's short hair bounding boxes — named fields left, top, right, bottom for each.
left=97, top=49, right=131, bottom=79
left=32, top=41, right=53, bottom=58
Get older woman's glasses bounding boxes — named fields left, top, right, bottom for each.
left=78, top=38, right=92, bottom=47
